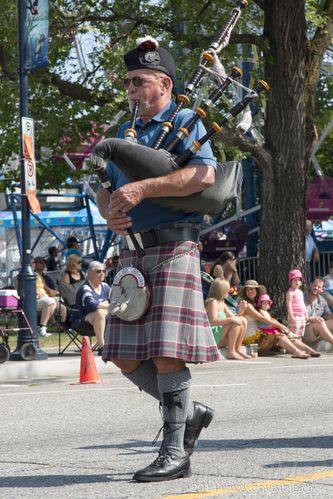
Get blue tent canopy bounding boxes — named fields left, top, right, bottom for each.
left=0, top=202, right=106, bottom=228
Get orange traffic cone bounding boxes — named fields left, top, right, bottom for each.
left=79, top=336, right=102, bottom=384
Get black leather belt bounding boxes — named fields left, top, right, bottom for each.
left=123, top=225, right=200, bottom=250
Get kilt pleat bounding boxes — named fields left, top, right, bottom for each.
left=103, top=241, right=221, bottom=363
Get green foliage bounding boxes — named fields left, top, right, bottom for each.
left=0, top=0, right=332, bottom=190
left=306, top=0, right=330, bottom=31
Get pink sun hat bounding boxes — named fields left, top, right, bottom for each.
left=288, top=269, right=304, bottom=282
left=257, top=294, right=272, bottom=306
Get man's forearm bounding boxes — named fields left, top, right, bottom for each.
left=139, top=165, right=215, bottom=199
left=96, top=188, right=111, bottom=219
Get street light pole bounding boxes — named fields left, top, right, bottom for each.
left=10, top=0, right=47, bottom=360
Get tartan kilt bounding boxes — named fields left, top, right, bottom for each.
left=103, top=241, right=221, bottom=363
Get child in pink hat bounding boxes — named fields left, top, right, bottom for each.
left=286, top=269, right=308, bottom=338
left=257, top=294, right=280, bottom=335
left=257, top=293, right=319, bottom=358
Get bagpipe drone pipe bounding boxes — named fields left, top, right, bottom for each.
left=91, top=0, right=269, bottom=216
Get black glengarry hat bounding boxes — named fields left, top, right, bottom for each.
left=124, top=36, right=176, bottom=84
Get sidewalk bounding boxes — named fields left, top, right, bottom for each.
left=0, top=347, right=116, bottom=382
left=1, top=342, right=332, bottom=384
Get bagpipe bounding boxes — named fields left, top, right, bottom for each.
left=90, top=0, right=269, bottom=218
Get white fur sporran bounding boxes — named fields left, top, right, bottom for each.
left=108, top=266, right=152, bottom=321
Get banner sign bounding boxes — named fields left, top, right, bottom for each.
left=25, top=0, right=49, bottom=70
left=22, top=117, right=41, bottom=213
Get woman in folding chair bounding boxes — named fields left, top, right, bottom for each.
left=61, top=254, right=86, bottom=290
left=70, top=261, right=111, bottom=355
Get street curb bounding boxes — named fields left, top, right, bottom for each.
left=0, top=353, right=116, bottom=382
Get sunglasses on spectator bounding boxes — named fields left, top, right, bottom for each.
left=123, top=75, right=161, bottom=87
left=95, top=269, right=105, bottom=274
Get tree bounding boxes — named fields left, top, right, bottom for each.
left=1, top=0, right=332, bottom=314
left=218, top=0, right=333, bottom=313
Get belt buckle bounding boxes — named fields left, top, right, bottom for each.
left=125, top=233, right=143, bottom=251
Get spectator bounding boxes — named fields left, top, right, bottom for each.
left=35, top=256, right=66, bottom=337
left=324, top=261, right=333, bottom=292
left=238, top=280, right=311, bottom=358
left=63, top=235, right=89, bottom=270
left=305, top=220, right=319, bottom=284
left=105, top=255, right=119, bottom=286
left=205, top=278, right=250, bottom=360
left=322, top=261, right=333, bottom=310
left=303, top=277, right=333, bottom=348
left=63, top=236, right=81, bottom=259
left=71, top=261, right=110, bottom=354
left=61, top=254, right=85, bottom=287
left=46, top=246, right=60, bottom=271
left=257, top=294, right=319, bottom=357
left=286, top=269, right=308, bottom=339
left=209, top=251, right=240, bottom=288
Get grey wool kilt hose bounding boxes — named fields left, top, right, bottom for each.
left=102, top=240, right=221, bottom=363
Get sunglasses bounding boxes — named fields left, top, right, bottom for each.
left=95, top=269, right=105, bottom=274
left=77, top=260, right=82, bottom=264
left=123, top=75, right=160, bottom=88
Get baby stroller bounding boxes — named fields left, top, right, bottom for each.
left=0, top=290, right=37, bottom=363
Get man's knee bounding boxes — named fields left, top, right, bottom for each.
left=112, top=358, right=142, bottom=373
left=153, top=357, right=186, bottom=374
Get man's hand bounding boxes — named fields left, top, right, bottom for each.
left=105, top=210, right=133, bottom=236
left=110, top=182, right=145, bottom=213
left=96, top=186, right=134, bottom=235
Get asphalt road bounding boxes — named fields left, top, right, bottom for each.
left=1, top=354, right=333, bottom=498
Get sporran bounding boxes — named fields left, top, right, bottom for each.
left=108, top=246, right=194, bottom=322
left=109, top=266, right=152, bottom=322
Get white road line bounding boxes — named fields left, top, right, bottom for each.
left=0, top=384, right=25, bottom=387
left=192, top=362, right=333, bottom=375
left=270, top=363, right=333, bottom=369
left=0, top=386, right=138, bottom=396
left=0, top=382, right=247, bottom=396
left=193, top=383, right=247, bottom=387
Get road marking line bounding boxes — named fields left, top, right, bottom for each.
left=192, top=363, right=333, bottom=376
left=193, top=384, right=247, bottom=387
left=0, top=386, right=138, bottom=396
left=0, top=382, right=247, bottom=396
left=270, top=363, right=333, bottom=369
left=0, top=384, right=25, bottom=387
left=161, top=469, right=333, bottom=498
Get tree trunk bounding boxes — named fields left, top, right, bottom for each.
left=258, top=0, right=308, bottom=316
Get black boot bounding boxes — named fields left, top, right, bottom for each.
left=133, top=453, right=191, bottom=482
left=184, top=401, right=214, bottom=456
left=134, top=369, right=192, bottom=482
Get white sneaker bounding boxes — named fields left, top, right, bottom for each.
left=38, top=327, right=51, bottom=337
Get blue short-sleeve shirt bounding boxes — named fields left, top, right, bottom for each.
left=105, top=100, right=216, bottom=232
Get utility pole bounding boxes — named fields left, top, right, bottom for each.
left=10, top=0, right=47, bottom=360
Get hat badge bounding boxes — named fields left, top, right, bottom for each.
left=143, top=50, right=160, bottom=64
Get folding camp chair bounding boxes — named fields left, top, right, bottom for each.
left=56, top=279, right=95, bottom=355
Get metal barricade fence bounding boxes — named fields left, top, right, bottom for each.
left=310, top=251, right=333, bottom=279
left=237, top=256, right=258, bottom=283
left=236, top=251, right=333, bottom=286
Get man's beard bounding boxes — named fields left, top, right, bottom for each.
left=129, top=99, right=151, bottom=114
